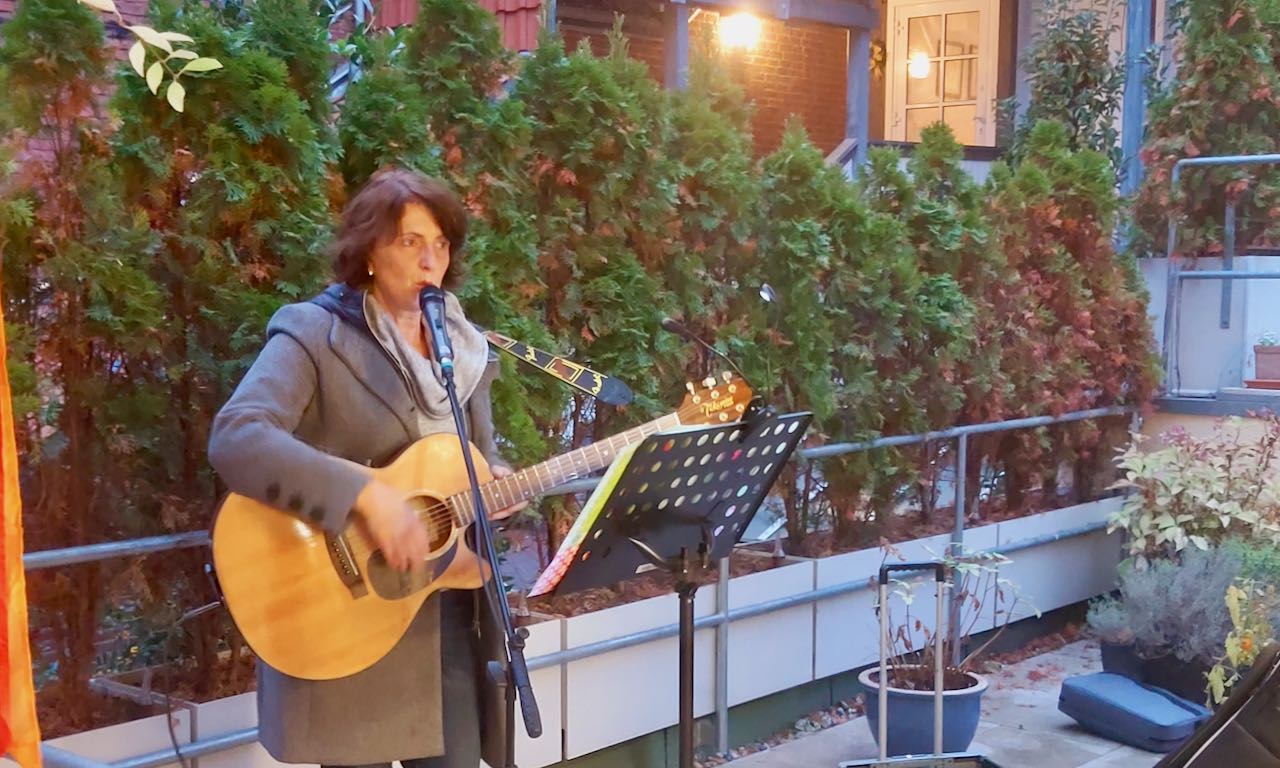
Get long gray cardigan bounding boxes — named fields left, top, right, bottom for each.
left=207, top=284, right=505, bottom=765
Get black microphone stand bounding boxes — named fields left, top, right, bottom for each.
left=426, top=303, right=541, bottom=768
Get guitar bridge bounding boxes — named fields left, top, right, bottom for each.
left=325, top=533, right=368, bottom=598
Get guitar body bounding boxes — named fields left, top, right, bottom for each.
left=210, top=434, right=493, bottom=681
left=211, top=372, right=754, bottom=682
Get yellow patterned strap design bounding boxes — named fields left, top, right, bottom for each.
left=483, top=330, right=634, bottom=406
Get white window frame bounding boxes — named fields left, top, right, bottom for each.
left=884, top=0, right=999, bottom=146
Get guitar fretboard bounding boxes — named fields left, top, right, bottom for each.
left=450, top=413, right=685, bottom=522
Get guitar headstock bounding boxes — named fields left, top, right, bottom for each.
left=676, top=372, right=754, bottom=426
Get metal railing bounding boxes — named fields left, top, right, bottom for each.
left=30, top=405, right=1134, bottom=768
left=1161, top=154, right=1280, bottom=396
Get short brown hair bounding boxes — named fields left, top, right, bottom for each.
left=331, top=167, right=468, bottom=291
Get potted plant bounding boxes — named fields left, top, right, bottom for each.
left=858, top=546, right=1031, bottom=757
left=1252, top=331, right=1280, bottom=384
left=1086, top=545, right=1244, bottom=701
left=1086, top=595, right=1143, bottom=681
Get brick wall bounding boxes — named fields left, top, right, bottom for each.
left=1, top=0, right=152, bottom=167
left=694, top=12, right=848, bottom=157
left=2, top=2, right=851, bottom=160
left=567, top=9, right=849, bottom=158
left=560, top=25, right=666, bottom=84
left=0, top=0, right=150, bottom=59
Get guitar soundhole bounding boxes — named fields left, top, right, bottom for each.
left=407, top=493, right=455, bottom=554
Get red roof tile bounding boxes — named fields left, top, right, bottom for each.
left=376, top=0, right=542, bottom=51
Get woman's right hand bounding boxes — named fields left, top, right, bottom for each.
left=354, top=479, right=431, bottom=572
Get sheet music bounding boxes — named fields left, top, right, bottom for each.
left=528, top=441, right=640, bottom=597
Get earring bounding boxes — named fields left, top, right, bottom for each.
left=367, top=266, right=374, bottom=276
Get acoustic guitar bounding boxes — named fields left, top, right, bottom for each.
left=210, top=373, right=753, bottom=681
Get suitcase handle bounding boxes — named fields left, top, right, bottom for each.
left=877, top=560, right=948, bottom=760
left=879, top=561, right=947, bottom=584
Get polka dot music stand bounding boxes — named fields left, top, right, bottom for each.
left=549, top=406, right=813, bottom=768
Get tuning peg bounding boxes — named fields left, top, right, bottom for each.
left=722, top=372, right=732, bottom=383
left=703, top=376, right=716, bottom=389
left=686, top=382, right=696, bottom=395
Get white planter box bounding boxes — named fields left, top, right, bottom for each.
left=189, top=692, right=298, bottom=768
left=995, top=497, right=1125, bottom=623
left=562, top=584, right=717, bottom=760
left=506, top=615, right=565, bottom=768
left=27, top=501, right=1124, bottom=766
left=726, top=554, right=816, bottom=706
left=25, top=709, right=195, bottom=768
left=814, top=544, right=883, bottom=678
left=29, top=620, right=567, bottom=768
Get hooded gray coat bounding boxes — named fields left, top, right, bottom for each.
left=207, top=284, right=504, bottom=765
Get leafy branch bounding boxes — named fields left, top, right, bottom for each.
left=1207, top=579, right=1276, bottom=704
left=77, top=0, right=222, bottom=111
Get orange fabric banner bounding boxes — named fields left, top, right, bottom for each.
left=0, top=308, right=42, bottom=766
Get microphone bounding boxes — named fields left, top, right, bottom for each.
left=418, top=285, right=455, bottom=373
left=661, top=316, right=748, bottom=383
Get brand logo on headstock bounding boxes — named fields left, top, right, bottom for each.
left=700, top=395, right=736, bottom=416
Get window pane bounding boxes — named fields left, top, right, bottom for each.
left=943, top=58, right=977, bottom=101
left=906, top=108, right=941, bottom=142
left=906, top=61, right=939, bottom=105
left=908, top=15, right=941, bottom=58
left=945, top=12, right=979, bottom=56
left=943, top=104, right=977, bottom=145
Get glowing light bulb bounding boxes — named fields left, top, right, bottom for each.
left=908, top=51, right=931, bottom=79
left=720, top=13, right=762, bottom=50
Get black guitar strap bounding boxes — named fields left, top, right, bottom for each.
left=482, top=329, right=634, bottom=406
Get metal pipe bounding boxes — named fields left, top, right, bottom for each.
left=1163, top=162, right=1181, bottom=395
left=954, top=435, right=967, bottom=548
left=24, top=408, right=1134, bottom=572
left=1222, top=202, right=1236, bottom=329
left=997, top=519, right=1112, bottom=556
left=42, top=744, right=110, bottom=768
left=801, top=406, right=1130, bottom=461
left=1174, top=154, right=1280, bottom=169
left=1177, top=271, right=1280, bottom=280
left=950, top=434, right=967, bottom=667
left=934, top=569, right=944, bottom=756
left=113, top=728, right=259, bottom=768
left=24, top=531, right=209, bottom=571
left=677, top=581, right=696, bottom=768
left=877, top=578, right=888, bottom=761
left=847, top=27, right=871, bottom=170
left=1119, top=0, right=1153, bottom=197
left=715, top=557, right=730, bottom=755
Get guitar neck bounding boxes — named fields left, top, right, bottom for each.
left=452, top=412, right=685, bottom=523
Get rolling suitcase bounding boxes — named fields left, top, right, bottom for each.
left=839, top=561, right=1001, bottom=768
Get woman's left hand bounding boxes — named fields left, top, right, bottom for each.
left=490, top=464, right=529, bottom=520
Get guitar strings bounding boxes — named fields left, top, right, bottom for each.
left=344, top=496, right=471, bottom=561
left=343, top=406, right=706, bottom=561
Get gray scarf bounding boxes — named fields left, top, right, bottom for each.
left=363, top=290, right=488, bottom=419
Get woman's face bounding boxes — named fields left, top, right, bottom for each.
left=367, top=201, right=451, bottom=309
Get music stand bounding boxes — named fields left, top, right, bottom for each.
left=548, top=407, right=813, bottom=768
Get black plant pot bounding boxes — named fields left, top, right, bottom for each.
left=1099, top=643, right=1210, bottom=703
left=1100, top=642, right=1144, bottom=681
left=1141, top=654, right=1211, bottom=703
